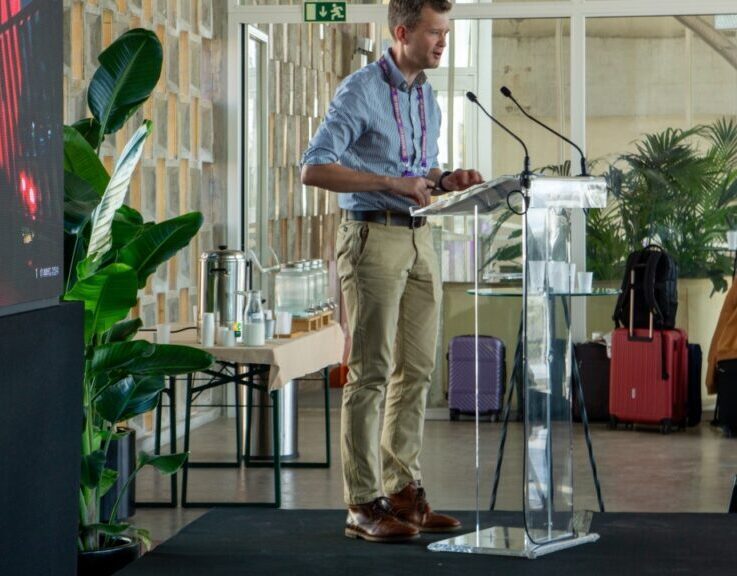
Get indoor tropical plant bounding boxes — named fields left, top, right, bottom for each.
left=63, top=28, right=213, bottom=565
left=605, top=120, right=737, bottom=292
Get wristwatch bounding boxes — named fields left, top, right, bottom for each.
left=436, top=170, right=453, bottom=192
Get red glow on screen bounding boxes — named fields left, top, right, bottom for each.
left=19, top=171, right=39, bottom=219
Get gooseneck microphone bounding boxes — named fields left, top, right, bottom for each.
left=500, top=86, right=588, bottom=177
left=466, top=91, right=531, bottom=190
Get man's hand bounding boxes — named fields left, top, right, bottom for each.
left=440, top=169, right=484, bottom=192
left=389, top=176, right=435, bottom=207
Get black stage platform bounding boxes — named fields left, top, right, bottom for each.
left=118, top=509, right=737, bottom=575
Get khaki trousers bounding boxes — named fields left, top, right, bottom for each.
left=336, top=220, right=441, bottom=505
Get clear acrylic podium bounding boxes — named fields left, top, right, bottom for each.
left=412, top=174, right=607, bottom=558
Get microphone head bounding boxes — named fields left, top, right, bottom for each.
left=500, top=86, right=512, bottom=98
left=465, top=91, right=477, bottom=103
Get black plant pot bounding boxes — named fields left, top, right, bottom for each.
left=100, top=428, right=136, bottom=521
left=77, top=536, right=141, bottom=576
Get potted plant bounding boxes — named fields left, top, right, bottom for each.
left=600, top=120, right=737, bottom=292
left=63, top=29, right=213, bottom=574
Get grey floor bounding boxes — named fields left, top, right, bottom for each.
left=133, top=388, right=737, bottom=547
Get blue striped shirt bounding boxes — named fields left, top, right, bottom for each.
left=301, top=48, right=441, bottom=214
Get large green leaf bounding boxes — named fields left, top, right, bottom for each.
left=119, top=212, right=204, bottom=288
left=111, top=205, right=146, bottom=250
left=125, top=344, right=214, bottom=376
left=83, top=122, right=152, bottom=272
left=64, top=171, right=100, bottom=235
left=88, top=28, right=163, bottom=137
left=63, top=125, right=109, bottom=197
left=71, top=118, right=104, bottom=150
left=98, top=468, right=119, bottom=498
left=96, top=375, right=165, bottom=423
left=104, top=318, right=143, bottom=344
left=81, top=450, right=107, bottom=489
left=138, top=451, right=188, bottom=475
left=64, top=263, right=139, bottom=341
left=90, top=340, right=155, bottom=377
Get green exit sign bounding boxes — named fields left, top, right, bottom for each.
left=304, top=2, right=346, bottom=23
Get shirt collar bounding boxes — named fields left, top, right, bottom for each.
left=381, top=47, right=427, bottom=92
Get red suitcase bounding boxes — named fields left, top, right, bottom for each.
left=609, top=327, right=688, bottom=433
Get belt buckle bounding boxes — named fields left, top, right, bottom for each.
left=409, top=216, right=423, bottom=229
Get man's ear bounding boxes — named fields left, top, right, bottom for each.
left=395, top=24, right=409, bottom=44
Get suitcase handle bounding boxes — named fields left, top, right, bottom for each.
left=628, top=269, right=654, bottom=342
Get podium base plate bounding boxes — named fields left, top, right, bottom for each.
left=428, top=511, right=599, bottom=559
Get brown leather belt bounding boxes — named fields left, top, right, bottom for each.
left=345, top=210, right=426, bottom=229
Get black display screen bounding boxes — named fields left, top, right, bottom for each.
left=0, top=0, right=62, bottom=315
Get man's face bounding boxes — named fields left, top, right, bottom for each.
left=400, top=7, right=450, bottom=70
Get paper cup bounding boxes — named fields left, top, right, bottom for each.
left=275, top=311, right=292, bottom=335
left=577, top=271, right=593, bottom=293
left=156, top=323, right=170, bottom=344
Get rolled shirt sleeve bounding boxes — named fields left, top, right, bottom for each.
left=301, top=76, right=367, bottom=167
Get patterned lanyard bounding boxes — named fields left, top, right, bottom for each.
left=378, top=56, right=427, bottom=176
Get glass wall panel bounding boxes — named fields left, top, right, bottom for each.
left=585, top=16, right=737, bottom=286
left=429, top=18, right=571, bottom=282
left=586, top=18, right=690, bottom=159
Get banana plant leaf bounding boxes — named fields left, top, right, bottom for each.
left=88, top=28, right=163, bottom=138
left=98, top=469, right=119, bottom=498
left=95, top=374, right=166, bottom=423
left=138, top=452, right=188, bottom=475
left=63, top=125, right=109, bottom=197
left=104, top=318, right=143, bottom=344
left=82, top=121, right=152, bottom=275
left=64, top=171, right=100, bottom=235
left=111, top=205, right=146, bottom=250
left=81, top=450, right=106, bottom=489
left=90, top=340, right=156, bottom=377
left=121, top=344, right=214, bottom=376
left=90, top=342, right=211, bottom=379
left=119, top=212, right=204, bottom=288
left=64, top=263, right=139, bottom=342
left=71, top=118, right=104, bottom=150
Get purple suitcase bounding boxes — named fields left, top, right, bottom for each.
left=448, top=335, right=505, bottom=420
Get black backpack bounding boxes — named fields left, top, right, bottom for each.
left=613, top=245, right=678, bottom=330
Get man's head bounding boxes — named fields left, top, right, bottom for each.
left=388, top=0, right=451, bottom=38
left=388, top=0, right=451, bottom=71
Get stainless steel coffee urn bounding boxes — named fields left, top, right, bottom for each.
left=198, top=246, right=251, bottom=331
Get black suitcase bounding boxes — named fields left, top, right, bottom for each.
left=573, top=342, right=610, bottom=422
left=716, top=359, right=737, bottom=436
left=686, top=343, right=702, bottom=427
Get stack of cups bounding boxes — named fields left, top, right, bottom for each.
left=201, top=312, right=215, bottom=347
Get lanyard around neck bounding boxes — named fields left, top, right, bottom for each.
left=378, top=56, right=427, bottom=175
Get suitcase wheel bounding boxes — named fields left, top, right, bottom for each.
left=608, top=416, right=618, bottom=430
left=660, top=420, right=673, bottom=435
left=450, top=409, right=460, bottom=422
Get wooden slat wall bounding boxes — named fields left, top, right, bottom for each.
left=264, top=22, right=368, bottom=291
left=63, top=0, right=224, bottom=329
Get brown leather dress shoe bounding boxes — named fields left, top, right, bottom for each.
left=388, top=481, right=462, bottom=533
left=345, top=497, right=420, bottom=543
